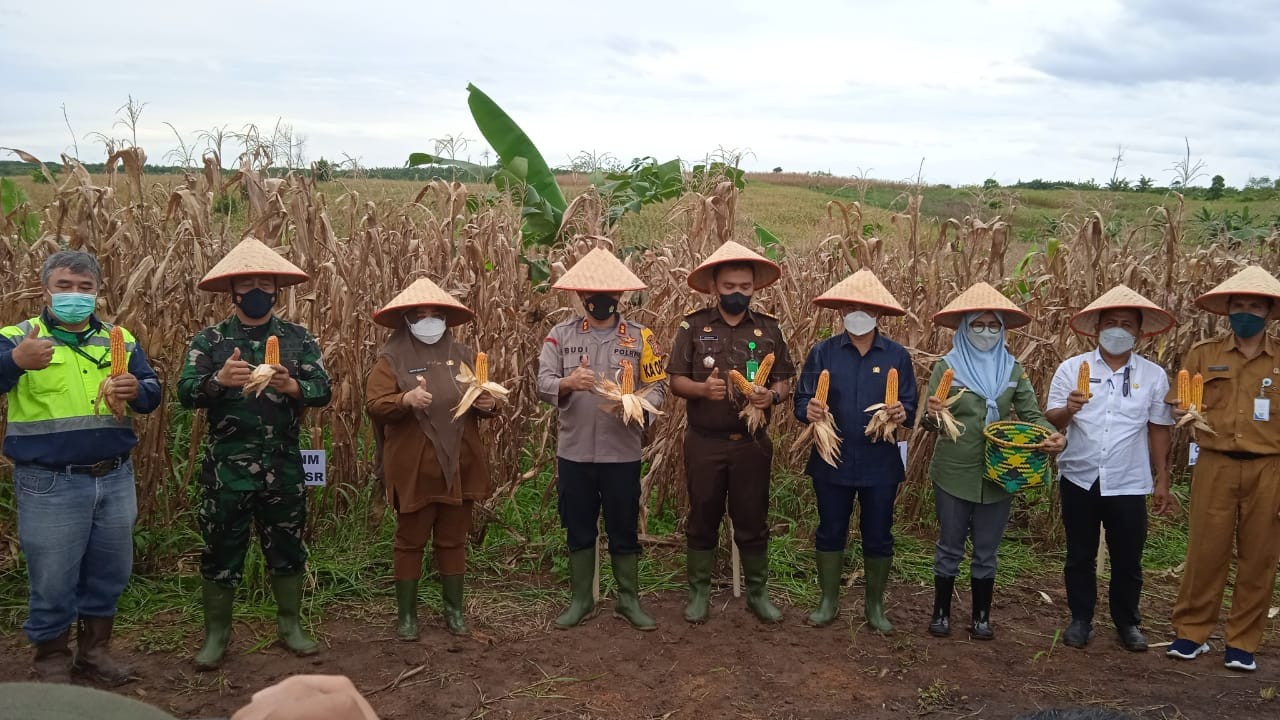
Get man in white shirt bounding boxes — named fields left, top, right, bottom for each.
left=1046, top=286, right=1177, bottom=652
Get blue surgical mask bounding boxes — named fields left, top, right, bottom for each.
left=1229, top=312, right=1266, bottom=339
left=50, top=292, right=97, bottom=324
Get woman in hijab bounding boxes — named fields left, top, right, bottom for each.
left=366, top=278, right=497, bottom=639
left=919, top=283, right=1064, bottom=641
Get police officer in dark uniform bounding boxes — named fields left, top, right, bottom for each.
left=668, top=241, right=795, bottom=624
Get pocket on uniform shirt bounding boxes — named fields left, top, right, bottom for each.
left=1202, top=373, right=1231, bottom=411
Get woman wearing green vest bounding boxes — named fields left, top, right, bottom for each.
left=919, top=283, right=1063, bottom=641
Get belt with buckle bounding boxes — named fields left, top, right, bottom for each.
left=34, top=455, right=128, bottom=477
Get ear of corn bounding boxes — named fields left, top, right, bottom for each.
left=475, top=351, right=489, bottom=385
left=755, top=353, right=776, bottom=387
left=815, top=369, right=830, bottom=405
left=620, top=359, right=635, bottom=395
left=884, top=367, right=898, bottom=405
left=264, top=335, right=280, bottom=365
left=934, top=368, right=954, bottom=399
left=1191, top=373, right=1204, bottom=410
left=1077, top=361, right=1091, bottom=397
left=1177, top=369, right=1190, bottom=410
left=109, top=326, right=126, bottom=377
left=729, top=369, right=754, bottom=395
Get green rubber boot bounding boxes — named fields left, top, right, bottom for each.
left=441, top=575, right=469, bottom=636
left=807, top=551, right=843, bottom=627
left=611, top=554, right=656, bottom=631
left=270, top=574, right=319, bottom=656
left=554, top=549, right=596, bottom=629
left=741, top=552, right=783, bottom=624
left=194, top=580, right=235, bottom=670
left=684, top=549, right=714, bottom=624
left=394, top=579, right=419, bottom=641
left=864, top=555, right=895, bottom=634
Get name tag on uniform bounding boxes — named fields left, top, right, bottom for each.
left=1255, top=397, right=1271, bottom=422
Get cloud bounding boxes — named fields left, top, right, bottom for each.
left=1032, top=0, right=1280, bottom=84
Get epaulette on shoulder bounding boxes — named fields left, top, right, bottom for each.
left=755, top=309, right=778, bottom=321
left=684, top=307, right=709, bottom=318
left=1190, top=336, right=1222, bottom=350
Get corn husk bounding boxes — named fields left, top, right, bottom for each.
left=792, top=370, right=841, bottom=467
left=243, top=363, right=277, bottom=397
left=453, top=352, right=510, bottom=419
left=864, top=368, right=901, bottom=443
left=594, top=360, right=663, bottom=427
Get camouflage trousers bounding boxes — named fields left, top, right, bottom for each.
left=199, top=484, right=308, bottom=587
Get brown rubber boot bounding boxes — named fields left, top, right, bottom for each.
left=73, top=616, right=136, bottom=686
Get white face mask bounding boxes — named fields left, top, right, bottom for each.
left=1098, top=327, right=1136, bottom=355
left=965, top=325, right=1002, bottom=352
left=844, top=310, right=877, bottom=336
left=408, top=316, right=447, bottom=345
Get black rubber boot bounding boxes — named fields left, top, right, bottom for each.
left=929, top=575, right=954, bottom=637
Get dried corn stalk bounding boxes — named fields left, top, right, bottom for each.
left=792, top=369, right=841, bottom=467
left=594, top=359, right=663, bottom=427
left=454, top=351, right=511, bottom=419
left=243, top=335, right=280, bottom=397
left=1176, top=371, right=1215, bottom=435
left=930, top=367, right=966, bottom=442
left=730, top=353, right=777, bottom=434
left=864, top=367, right=901, bottom=443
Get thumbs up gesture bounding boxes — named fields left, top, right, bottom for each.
left=402, top=374, right=433, bottom=410
left=11, top=325, right=54, bottom=371
left=215, top=346, right=253, bottom=388
left=704, top=366, right=727, bottom=401
left=565, top=354, right=596, bottom=393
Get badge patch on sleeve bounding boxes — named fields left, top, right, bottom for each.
left=640, top=327, right=667, bottom=384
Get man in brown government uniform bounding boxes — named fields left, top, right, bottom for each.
left=1166, top=266, right=1280, bottom=673
left=668, top=241, right=795, bottom=624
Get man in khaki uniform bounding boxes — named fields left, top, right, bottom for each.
left=1166, top=266, right=1280, bottom=672
left=668, top=241, right=795, bottom=624
left=536, top=247, right=666, bottom=631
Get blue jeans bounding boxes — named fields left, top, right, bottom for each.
left=13, top=460, right=137, bottom=644
left=813, top=480, right=897, bottom=556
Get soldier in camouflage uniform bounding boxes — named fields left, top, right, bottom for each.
left=177, top=237, right=332, bottom=670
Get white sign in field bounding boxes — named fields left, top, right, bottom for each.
left=302, top=449, right=327, bottom=487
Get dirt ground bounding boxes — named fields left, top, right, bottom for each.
left=1, top=578, right=1277, bottom=720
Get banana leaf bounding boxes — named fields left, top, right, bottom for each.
left=466, top=83, right=566, bottom=214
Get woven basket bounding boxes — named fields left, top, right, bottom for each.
left=983, top=421, right=1052, bottom=493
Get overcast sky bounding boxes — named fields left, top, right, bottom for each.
left=2, top=0, right=1277, bottom=186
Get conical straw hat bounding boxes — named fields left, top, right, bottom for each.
left=552, top=248, right=647, bottom=292
left=372, top=277, right=474, bottom=328
left=932, top=282, right=1032, bottom=329
left=687, top=240, right=782, bottom=294
left=198, top=236, right=310, bottom=292
left=812, top=269, right=906, bottom=316
left=1194, top=265, right=1280, bottom=319
left=1069, top=284, right=1174, bottom=337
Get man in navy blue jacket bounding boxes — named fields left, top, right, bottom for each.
left=794, top=270, right=916, bottom=632
left=0, top=250, right=161, bottom=684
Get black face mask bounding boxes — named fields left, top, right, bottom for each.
left=233, top=288, right=277, bottom=320
left=583, top=293, right=618, bottom=321
left=718, top=292, right=751, bottom=316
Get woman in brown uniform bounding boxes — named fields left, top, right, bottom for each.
left=366, top=278, right=497, bottom=639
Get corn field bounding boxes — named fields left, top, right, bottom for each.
left=2, top=150, right=1278, bottom=553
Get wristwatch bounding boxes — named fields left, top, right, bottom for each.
left=206, top=373, right=226, bottom=394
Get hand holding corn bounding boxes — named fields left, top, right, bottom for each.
left=864, top=368, right=902, bottom=443
left=928, top=368, right=966, bottom=441
left=1066, top=361, right=1091, bottom=413
left=97, top=327, right=136, bottom=418
left=793, top=369, right=842, bottom=467
left=454, top=351, right=510, bottom=419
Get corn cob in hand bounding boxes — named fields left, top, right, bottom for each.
left=594, top=358, right=664, bottom=427
left=243, top=335, right=281, bottom=397
left=454, top=351, right=511, bottom=419
left=95, top=326, right=129, bottom=420
left=864, top=367, right=902, bottom=443
left=1175, top=370, right=1215, bottom=435
left=792, top=369, right=842, bottom=467
left=731, top=353, right=776, bottom=435
left=929, top=367, right=967, bottom=441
